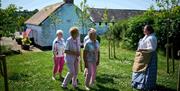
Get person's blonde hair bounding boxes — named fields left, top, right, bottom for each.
left=88, top=28, right=96, bottom=36
left=69, top=27, right=79, bottom=36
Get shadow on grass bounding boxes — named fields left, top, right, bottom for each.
left=8, top=73, right=30, bottom=80
left=91, top=84, right=119, bottom=91
left=96, top=74, right=120, bottom=84
left=133, top=84, right=177, bottom=91
left=155, top=84, right=176, bottom=91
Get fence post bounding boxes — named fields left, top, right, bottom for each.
left=177, top=50, right=180, bottom=91
left=0, top=55, right=8, bottom=91
left=166, top=44, right=170, bottom=73
left=171, top=43, right=175, bottom=73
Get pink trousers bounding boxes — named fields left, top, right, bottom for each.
left=53, top=56, right=65, bottom=75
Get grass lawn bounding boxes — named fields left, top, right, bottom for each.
left=0, top=39, right=179, bottom=91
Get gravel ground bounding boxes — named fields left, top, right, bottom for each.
left=1, top=37, right=42, bottom=53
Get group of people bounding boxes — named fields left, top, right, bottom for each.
left=52, top=27, right=100, bottom=90
left=51, top=25, right=158, bottom=90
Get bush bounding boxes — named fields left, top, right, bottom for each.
left=21, top=37, right=31, bottom=45
left=109, top=6, right=180, bottom=53
left=21, top=37, right=32, bottom=50
left=15, top=37, right=22, bottom=45
left=108, top=6, right=180, bottom=59
left=124, top=15, right=154, bottom=49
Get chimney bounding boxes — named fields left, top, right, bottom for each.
left=64, top=0, right=74, bottom=4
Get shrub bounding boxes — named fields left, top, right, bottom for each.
left=21, top=37, right=31, bottom=45
left=15, top=37, right=22, bottom=45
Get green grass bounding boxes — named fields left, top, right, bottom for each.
left=0, top=39, right=179, bottom=91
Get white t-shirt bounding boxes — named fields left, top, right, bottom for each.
left=52, top=38, right=65, bottom=57
left=138, top=33, right=157, bottom=52
left=65, top=36, right=81, bottom=63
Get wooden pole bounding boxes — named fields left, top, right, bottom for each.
left=178, top=61, right=180, bottom=91
left=108, top=39, right=111, bottom=59
left=171, top=44, right=175, bottom=73
left=177, top=50, right=180, bottom=91
left=166, top=44, right=170, bottom=73
left=110, top=40, right=113, bottom=58
left=113, top=39, right=116, bottom=58
left=0, top=55, right=8, bottom=91
left=80, top=49, right=83, bottom=72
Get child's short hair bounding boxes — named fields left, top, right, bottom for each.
left=69, top=27, right=79, bottom=36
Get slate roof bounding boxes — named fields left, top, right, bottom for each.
left=89, top=8, right=145, bottom=23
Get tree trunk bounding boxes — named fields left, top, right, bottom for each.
left=113, top=39, right=116, bottom=58
left=166, top=47, right=169, bottom=73
left=109, top=39, right=111, bottom=59
left=171, top=44, right=174, bottom=73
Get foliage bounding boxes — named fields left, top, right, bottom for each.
left=155, top=0, right=179, bottom=10
left=102, top=8, right=109, bottom=23
left=0, top=4, right=38, bottom=37
left=75, top=0, right=94, bottom=35
left=21, top=37, right=32, bottom=45
left=0, top=4, right=17, bottom=37
left=125, top=14, right=154, bottom=49
left=109, top=1, right=180, bottom=51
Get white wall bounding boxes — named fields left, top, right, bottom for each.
left=95, top=23, right=109, bottom=35
left=26, top=24, right=43, bottom=46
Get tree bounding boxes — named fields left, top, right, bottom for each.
left=0, top=4, right=18, bottom=37
left=155, top=0, right=179, bottom=9
left=102, top=8, right=109, bottom=24
left=103, top=9, right=118, bottom=59
left=75, top=0, right=93, bottom=36
left=102, top=9, right=112, bottom=59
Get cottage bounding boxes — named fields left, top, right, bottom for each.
left=25, top=0, right=92, bottom=47
left=25, top=0, right=144, bottom=47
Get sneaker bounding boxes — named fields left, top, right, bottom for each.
left=52, top=76, right=56, bottom=80
left=85, top=86, right=90, bottom=91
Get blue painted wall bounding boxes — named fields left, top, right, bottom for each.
left=39, top=4, right=92, bottom=47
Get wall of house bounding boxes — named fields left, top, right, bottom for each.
left=95, top=23, right=109, bottom=35
left=26, top=24, right=43, bottom=46
left=40, top=4, right=92, bottom=47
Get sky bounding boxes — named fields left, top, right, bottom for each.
left=1, top=0, right=157, bottom=11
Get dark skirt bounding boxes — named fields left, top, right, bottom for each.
left=132, top=51, right=157, bottom=90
